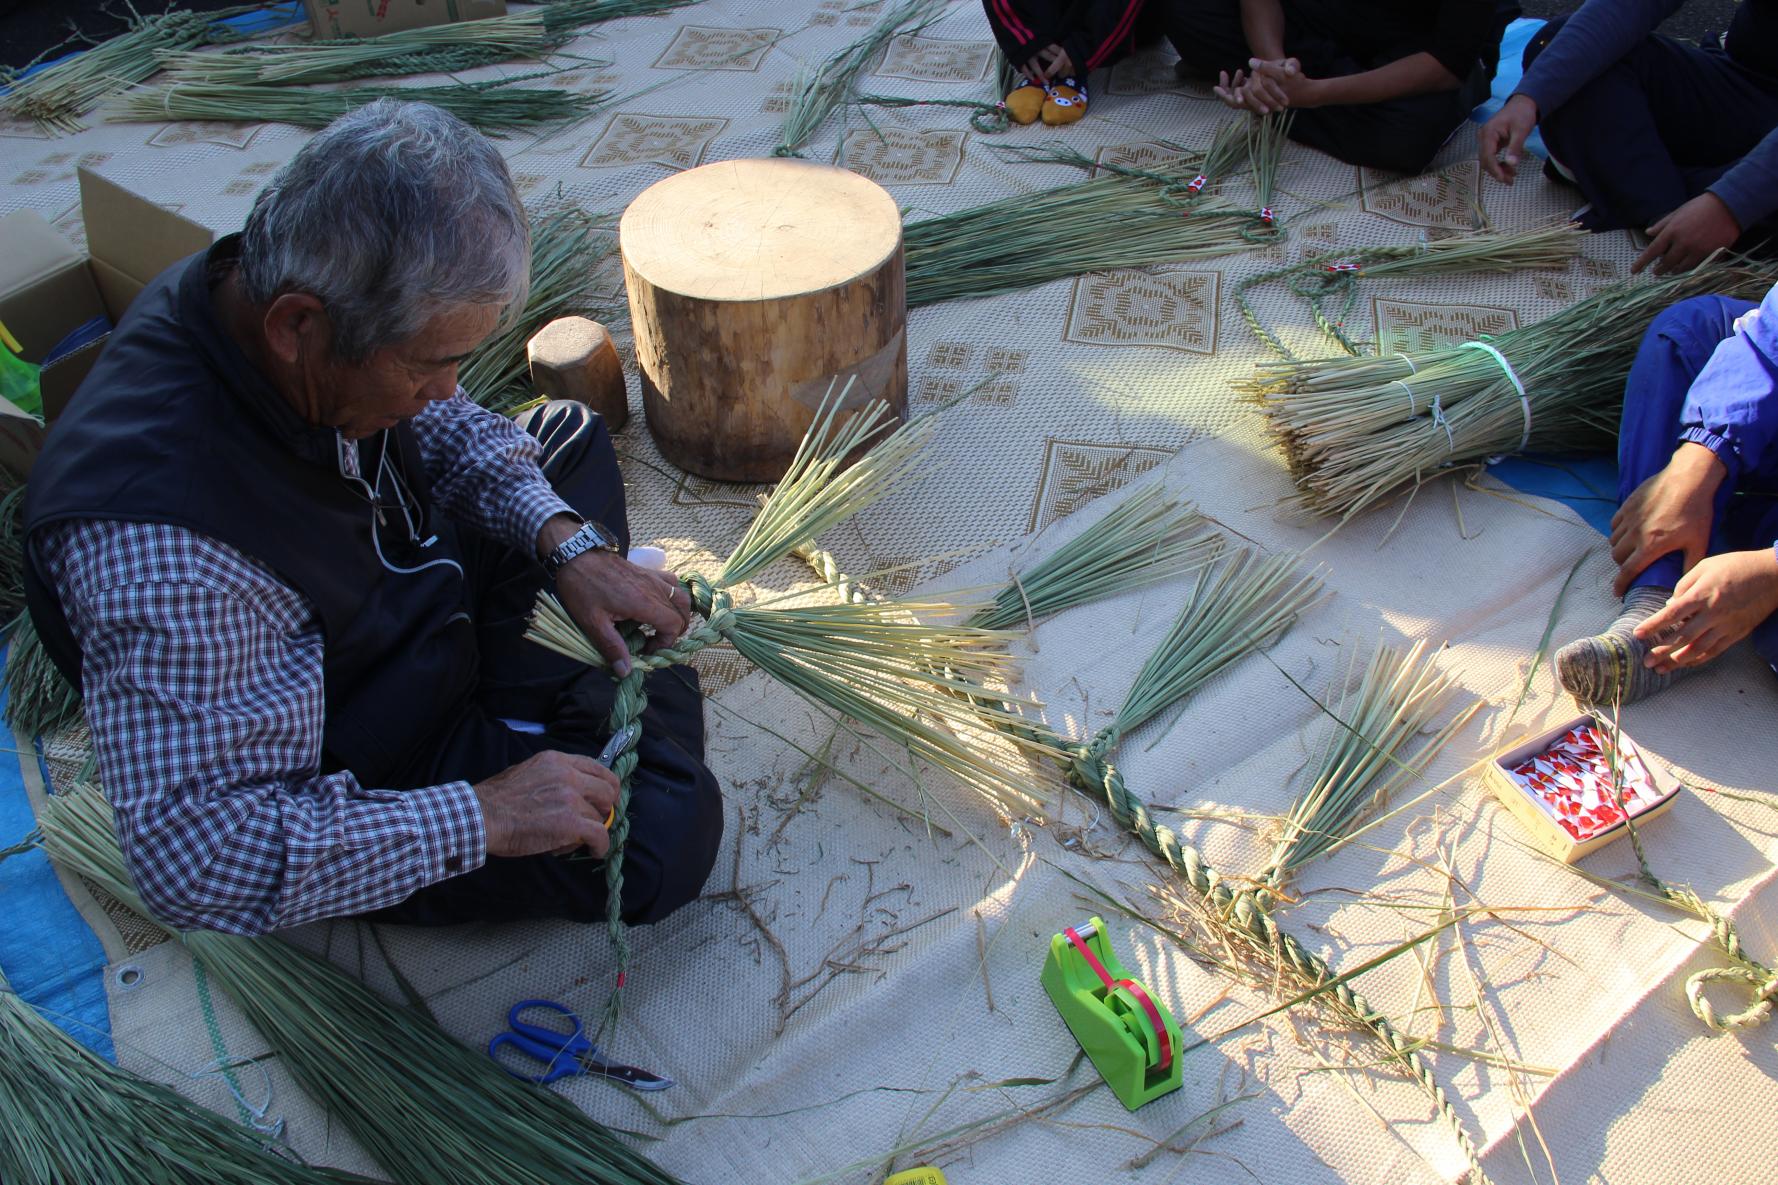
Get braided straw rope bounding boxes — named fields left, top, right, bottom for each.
left=792, top=543, right=1488, bottom=1182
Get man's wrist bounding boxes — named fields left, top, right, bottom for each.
left=1673, top=439, right=1731, bottom=492
left=536, top=512, right=582, bottom=563
left=1506, top=91, right=1539, bottom=120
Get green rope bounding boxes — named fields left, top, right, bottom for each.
left=0, top=827, right=40, bottom=861
left=192, top=957, right=255, bottom=1129
left=1621, top=810, right=1778, bottom=1032
left=853, top=93, right=1010, bottom=135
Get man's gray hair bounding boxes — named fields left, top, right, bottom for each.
left=238, top=99, right=530, bottom=363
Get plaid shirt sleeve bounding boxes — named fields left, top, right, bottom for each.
left=38, top=519, right=487, bottom=936
left=411, top=392, right=574, bottom=554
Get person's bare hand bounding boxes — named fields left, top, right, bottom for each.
left=1215, top=58, right=1308, bottom=113
left=1478, top=93, right=1538, bottom=184
left=1608, top=442, right=1726, bottom=596
left=1633, top=192, right=1743, bottom=276
left=1038, top=44, right=1074, bottom=80
left=1634, top=548, right=1778, bottom=672
left=557, top=549, right=692, bottom=676
left=473, top=749, right=620, bottom=858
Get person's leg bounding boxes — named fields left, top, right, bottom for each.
left=1164, top=0, right=1250, bottom=78
left=369, top=665, right=724, bottom=926
left=372, top=399, right=724, bottom=924
left=1556, top=295, right=1757, bottom=704
left=1528, top=29, right=1778, bottom=231
left=1285, top=77, right=1482, bottom=174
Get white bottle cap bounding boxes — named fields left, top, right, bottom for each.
left=627, top=545, right=668, bottom=570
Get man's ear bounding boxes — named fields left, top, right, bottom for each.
left=261, top=293, right=330, bottom=366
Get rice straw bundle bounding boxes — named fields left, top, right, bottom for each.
left=536, top=0, right=703, bottom=34
left=0, top=962, right=380, bottom=1185
left=1258, top=638, right=1475, bottom=895
left=773, top=0, right=947, bottom=156
left=904, top=169, right=1257, bottom=307
left=161, top=14, right=566, bottom=86
left=4, top=614, right=81, bottom=739
left=1240, top=258, right=1778, bottom=518
left=112, top=75, right=601, bottom=133
left=1244, top=111, right=1291, bottom=234
left=37, top=787, right=686, bottom=1185
left=0, top=479, right=26, bottom=623
left=459, top=207, right=621, bottom=414
left=1, top=6, right=252, bottom=134
left=965, top=486, right=1221, bottom=631
left=1238, top=222, right=1586, bottom=357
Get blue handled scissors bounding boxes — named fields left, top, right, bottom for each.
left=488, top=999, right=674, bottom=1090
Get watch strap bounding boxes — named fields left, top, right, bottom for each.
left=545, top=519, right=621, bottom=576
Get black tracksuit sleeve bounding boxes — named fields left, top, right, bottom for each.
left=982, top=0, right=1147, bottom=75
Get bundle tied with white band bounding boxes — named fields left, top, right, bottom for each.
left=1239, top=257, right=1778, bottom=518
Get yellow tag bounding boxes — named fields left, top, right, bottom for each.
left=884, top=1170, right=947, bottom=1185
left=0, top=320, right=21, bottom=355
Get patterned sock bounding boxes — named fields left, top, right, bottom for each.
left=1041, top=77, right=1088, bottom=125
left=1554, top=586, right=1687, bottom=706
left=1003, top=78, right=1044, bottom=125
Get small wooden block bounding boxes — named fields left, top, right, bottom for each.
left=526, top=316, right=628, bottom=431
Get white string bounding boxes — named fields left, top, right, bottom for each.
left=1390, top=379, right=1418, bottom=415
left=1459, top=340, right=1532, bottom=452
left=1393, top=353, right=1418, bottom=375
left=1428, top=391, right=1456, bottom=452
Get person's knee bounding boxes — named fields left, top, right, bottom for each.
left=619, top=763, right=724, bottom=924
left=1650, top=295, right=1742, bottom=352
left=1521, top=15, right=1566, bottom=71
left=515, top=399, right=614, bottom=471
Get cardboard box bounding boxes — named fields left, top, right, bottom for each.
left=1485, top=713, right=1683, bottom=863
left=303, top=0, right=506, bottom=39
left=0, top=168, right=212, bottom=474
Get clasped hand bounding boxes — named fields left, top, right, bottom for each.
left=1215, top=57, right=1317, bottom=113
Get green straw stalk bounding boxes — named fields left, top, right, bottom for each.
left=0, top=479, right=26, bottom=624
left=965, top=487, right=1222, bottom=631
left=1238, top=222, right=1586, bottom=357
left=904, top=164, right=1260, bottom=307
left=1260, top=638, right=1476, bottom=893
left=460, top=207, right=622, bottom=414
left=774, top=0, right=948, bottom=157
left=4, top=613, right=82, bottom=739
left=1240, top=257, right=1778, bottom=518
left=161, top=14, right=568, bottom=86
left=112, top=75, right=602, bottom=133
left=37, top=787, right=685, bottom=1185
left=2, top=7, right=255, bottom=134
left=536, top=0, right=703, bottom=35
left=0, top=961, right=379, bottom=1185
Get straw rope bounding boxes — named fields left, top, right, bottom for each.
left=1063, top=731, right=1489, bottom=1184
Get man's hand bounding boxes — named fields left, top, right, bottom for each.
left=1478, top=94, right=1538, bottom=184
left=1634, top=548, right=1778, bottom=672
left=1023, top=43, right=1073, bottom=82
left=473, top=749, right=620, bottom=858
left=1609, top=442, right=1726, bottom=596
left=1633, top=192, right=1743, bottom=276
left=539, top=513, right=692, bottom=676
left=1215, top=58, right=1315, bottom=113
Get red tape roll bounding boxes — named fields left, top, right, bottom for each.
left=1063, top=927, right=1172, bottom=1073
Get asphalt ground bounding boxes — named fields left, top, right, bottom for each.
left=0, top=0, right=1748, bottom=72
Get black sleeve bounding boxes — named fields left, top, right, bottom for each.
left=1425, top=0, right=1505, bottom=80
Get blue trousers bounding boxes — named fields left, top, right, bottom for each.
left=1620, top=295, right=1778, bottom=670
left=1525, top=18, right=1778, bottom=233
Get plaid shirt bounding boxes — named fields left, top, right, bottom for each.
left=38, top=393, right=573, bottom=935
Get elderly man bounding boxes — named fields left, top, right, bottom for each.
left=23, top=101, right=723, bottom=935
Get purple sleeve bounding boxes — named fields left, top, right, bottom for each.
left=410, top=392, right=573, bottom=556
left=1514, top=0, right=1684, bottom=115
left=1679, top=282, right=1778, bottom=485
left=40, top=520, right=486, bottom=935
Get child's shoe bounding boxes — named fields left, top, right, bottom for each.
left=1041, top=76, right=1087, bottom=125
left=1002, top=76, right=1045, bottom=125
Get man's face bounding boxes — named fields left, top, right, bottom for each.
left=322, top=303, right=501, bottom=439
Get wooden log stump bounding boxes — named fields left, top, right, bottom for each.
left=620, top=158, right=906, bottom=483
left=527, top=316, right=628, bottom=430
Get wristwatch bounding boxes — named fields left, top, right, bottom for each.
left=544, top=517, right=622, bottom=577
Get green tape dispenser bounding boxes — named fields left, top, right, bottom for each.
left=1041, top=916, right=1182, bottom=1111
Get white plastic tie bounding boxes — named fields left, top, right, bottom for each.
left=1459, top=340, right=1531, bottom=453
left=1390, top=379, right=1418, bottom=415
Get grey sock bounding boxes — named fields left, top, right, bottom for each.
left=1554, top=587, right=1688, bottom=706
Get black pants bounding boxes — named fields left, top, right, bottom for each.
left=1166, top=0, right=1509, bottom=174
left=1527, top=17, right=1778, bottom=234
left=370, top=401, right=724, bottom=928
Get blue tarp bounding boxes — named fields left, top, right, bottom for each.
left=0, top=675, right=113, bottom=1058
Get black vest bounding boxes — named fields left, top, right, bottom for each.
left=24, top=238, right=481, bottom=788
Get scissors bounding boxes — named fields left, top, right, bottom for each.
left=593, top=723, right=640, bottom=829
left=487, top=999, right=674, bottom=1090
